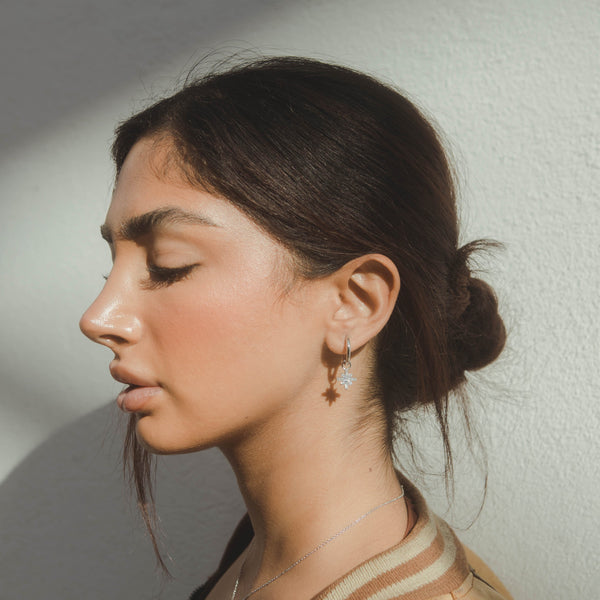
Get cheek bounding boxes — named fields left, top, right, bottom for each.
left=134, top=273, right=326, bottom=453
left=148, top=274, right=308, bottom=406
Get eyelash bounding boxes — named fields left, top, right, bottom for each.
left=143, top=264, right=199, bottom=289
left=102, top=264, right=199, bottom=289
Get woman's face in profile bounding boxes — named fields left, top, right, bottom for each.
left=80, top=138, right=328, bottom=453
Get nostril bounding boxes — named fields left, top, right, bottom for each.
left=99, top=333, right=129, bottom=346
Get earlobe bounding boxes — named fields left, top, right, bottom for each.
left=325, top=254, right=400, bottom=356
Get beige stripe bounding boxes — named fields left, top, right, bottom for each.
left=360, top=518, right=458, bottom=600
left=318, top=507, right=439, bottom=600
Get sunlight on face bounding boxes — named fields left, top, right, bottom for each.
left=80, top=138, right=329, bottom=453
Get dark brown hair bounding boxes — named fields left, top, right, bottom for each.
left=112, top=56, right=506, bottom=569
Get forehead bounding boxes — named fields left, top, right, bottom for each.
left=105, top=138, right=255, bottom=236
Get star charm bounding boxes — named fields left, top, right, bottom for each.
left=337, top=370, right=357, bottom=390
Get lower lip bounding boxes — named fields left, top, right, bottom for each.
left=117, top=385, right=161, bottom=413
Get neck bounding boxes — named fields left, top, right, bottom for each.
left=220, top=393, right=407, bottom=590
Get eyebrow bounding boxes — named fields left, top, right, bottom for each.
left=100, top=207, right=220, bottom=244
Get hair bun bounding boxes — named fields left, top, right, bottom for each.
left=447, top=252, right=471, bottom=320
left=447, top=242, right=506, bottom=386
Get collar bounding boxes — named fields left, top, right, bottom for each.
left=312, top=478, right=471, bottom=600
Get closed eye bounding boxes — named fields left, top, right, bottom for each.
left=142, top=264, right=199, bottom=289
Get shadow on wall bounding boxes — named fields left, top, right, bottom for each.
left=0, top=404, right=244, bottom=600
left=1, top=0, right=290, bottom=153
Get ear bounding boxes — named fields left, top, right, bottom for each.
left=324, top=254, right=400, bottom=356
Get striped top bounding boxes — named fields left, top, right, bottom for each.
left=190, top=479, right=506, bottom=600
left=312, top=479, right=493, bottom=600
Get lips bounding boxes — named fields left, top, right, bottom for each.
left=110, top=363, right=161, bottom=412
left=116, top=385, right=161, bottom=412
left=109, top=364, right=158, bottom=388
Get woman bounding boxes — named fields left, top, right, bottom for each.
left=80, top=57, right=511, bottom=599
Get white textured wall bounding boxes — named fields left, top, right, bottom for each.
left=1, top=1, right=598, bottom=598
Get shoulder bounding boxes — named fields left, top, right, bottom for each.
left=462, top=547, right=514, bottom=600
left=412, top=571, right=509, bottom=600
left=432, top=571, right=509, bottom=600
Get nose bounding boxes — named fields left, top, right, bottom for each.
left=79, top=282, right=142, bottom=351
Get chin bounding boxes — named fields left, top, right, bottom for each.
left=134, top=416, right=217, bottom=455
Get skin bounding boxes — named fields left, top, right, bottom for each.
left=80, top=138, right=409, bottom=600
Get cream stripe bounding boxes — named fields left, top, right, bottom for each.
left=360, top=518, right=458, bottom=600
left=319, top=507, right=440, bottom=600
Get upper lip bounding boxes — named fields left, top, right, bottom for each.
left=109, top=363, right=159, bottom=388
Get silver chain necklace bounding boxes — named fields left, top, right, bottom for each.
left=231, top=486, right=405, bottom=600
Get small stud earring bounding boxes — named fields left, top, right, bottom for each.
left=337, top=337, right=357, bottom=390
